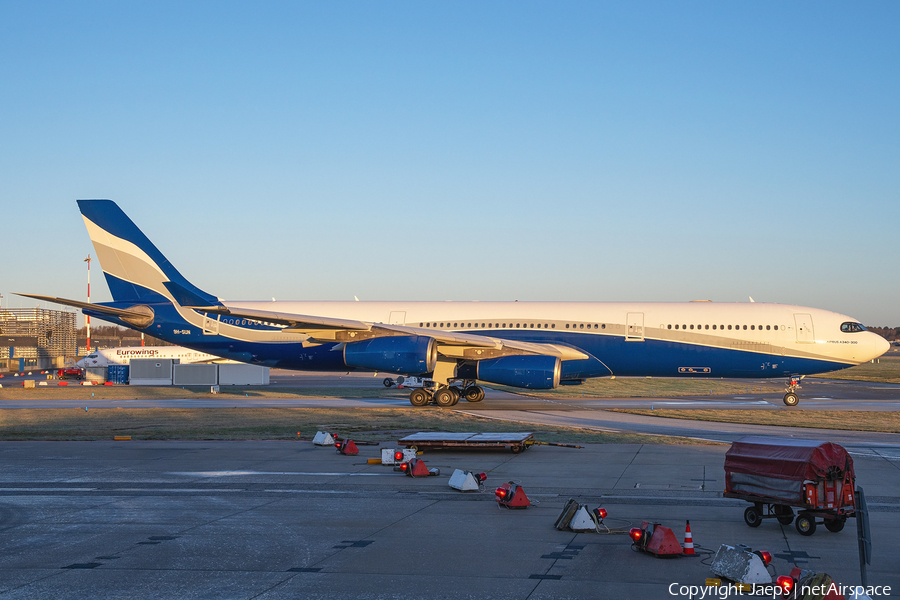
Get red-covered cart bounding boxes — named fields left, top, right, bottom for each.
left=723, top=436, right=856, bottom=536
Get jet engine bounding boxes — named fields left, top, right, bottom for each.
left=475, top=355, right=561, bottom=389
left=343, top=335, right=437, bottom=374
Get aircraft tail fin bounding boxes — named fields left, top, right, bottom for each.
left=77, top=200, right=219, bottom=306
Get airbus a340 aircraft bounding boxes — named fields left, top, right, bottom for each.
left=22, top=200, right=888, bottom=407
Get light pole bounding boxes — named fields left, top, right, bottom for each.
left=84, top=255, right=92, bottom=354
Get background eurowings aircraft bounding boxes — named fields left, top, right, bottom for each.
left=22, top=200, right=889, bottom=407
left=76, top=346, right=224, bottom=369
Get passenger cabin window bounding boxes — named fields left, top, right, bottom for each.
left=840, top=322, right=867, bottom=333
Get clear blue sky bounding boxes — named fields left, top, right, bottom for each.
left=1, top=2, right=898, bottom=326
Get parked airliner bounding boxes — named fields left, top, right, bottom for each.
left=21, top=200, right=889, bottom=407
left=76, top=346, right=223, bottom=369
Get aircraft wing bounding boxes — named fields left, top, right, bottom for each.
left=201, top=306, right=370, bottom=331
left=210, top=304, right=589, bottom=361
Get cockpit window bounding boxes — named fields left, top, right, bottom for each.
left=87, top=354, right=98, bottom=359
left=840, top=322, right=867, bottom=333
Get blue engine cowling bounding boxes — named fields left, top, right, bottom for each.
left=343, top=335, right=437, bottom=374
left=476, top=355, right=561, bottom=389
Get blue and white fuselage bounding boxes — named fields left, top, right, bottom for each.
left=21, top=200, right=889, bottom=407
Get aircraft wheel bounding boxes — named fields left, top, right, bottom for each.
left=783, top=392, right=799, bottom=406
left=744, top=506, right=762, bottom=528
left=383, top=378, right=394, bottom=388
left=795, top=512, right=816, bottom=536
left=409, top=389, right=429, bottom=407
left=434, top=389, right=456, bottom=408
left=465, top=386, right=485, bottom=402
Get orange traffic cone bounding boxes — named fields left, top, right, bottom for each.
left=683, top=520, right=695, bottom=556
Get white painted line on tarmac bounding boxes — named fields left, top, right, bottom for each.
left=0, top=487, right=98, bottom=492
left=654, top=400, right=771, bottom=406
left=113, top=488, right=245, bottom=492
left=169, top=471, right=390, bottom=477
left=453, top=409, right=622, bottom=433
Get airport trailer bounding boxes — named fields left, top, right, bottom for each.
left=723, top=436, right=856, bottom=536
left=398, top=432, right=582, bottom=453
left=399, top=432, right=536, bottom=453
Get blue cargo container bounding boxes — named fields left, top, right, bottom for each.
left=107, top=365, right=130, bottom=385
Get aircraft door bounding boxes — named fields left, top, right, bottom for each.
left=389, top=311, right=407, bottom=325
left=626, top=312, right=644, bottom=341
left=794, top=313, right=814, bottom=343
left=202, top=314, right=220, bottom=335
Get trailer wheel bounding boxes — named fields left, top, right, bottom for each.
left=776, top=505, right=794, bottom=525
left=824, top=517, right=846, bottom=533
left=383, top=378, right=394, bottom=388
left=744, top=506, right=762, bottom=527
left=409, top=389, right=429, bottom=407
left=795, top=512, right=816, bottom=536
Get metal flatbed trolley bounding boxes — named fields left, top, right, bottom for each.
left=398, top=432, right=536, bottom=453
left=723, top=436, right=856, bottom=536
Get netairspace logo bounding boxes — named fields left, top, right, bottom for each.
left=668, top=582, right=892, bottom=598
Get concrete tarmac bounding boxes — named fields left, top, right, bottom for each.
left=0, top=440, right=898, bottom=600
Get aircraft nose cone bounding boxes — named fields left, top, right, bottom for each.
left=874, top=334, right=890, bottom=358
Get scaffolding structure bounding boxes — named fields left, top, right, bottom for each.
left=0, top=308, right=77, bottom=367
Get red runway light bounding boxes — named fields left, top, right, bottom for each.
left=394, top=451, right=403, bottom=461
left=495, top=487, right=507, bottom=498
left=595, top=508, right=608, bottom=519
left=776, top=576, right=794, bottom=594
left=757, top=551, right=772, bottom=565
left=629, top=528, right=642, bottom=542
left=400, top=463, right=408, bottom=471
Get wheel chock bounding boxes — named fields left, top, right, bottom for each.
left=312, top=431, right=335, bottom=446
left=629, top=522, right=685, bottom=557
left=448, top=469, right=485, bottom=491
left=777, top=568, right=853, bottom=600
left=569, top=506, right=597, bottom=532
left=403, top=458, right=433, bottom=477
left=495, top=482, right=530, bottom=508
left=336, top=439, right=359, bottom=455
left=554, top=498, right=580, bottom=530
left=710, top=544, right=773, bottom=584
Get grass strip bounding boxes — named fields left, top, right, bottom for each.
left=494, top=378, right=782, bottom=398
left=814, top=354, right=900, bottom=384
left=607, top=409, right=900, bottom=433
left=0, top=385, right=406, bottom=401
left=0, top=407, right=714, bottom=444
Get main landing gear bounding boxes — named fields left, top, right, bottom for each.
left=783, top=374, right=802, bottom=406
left=407, top=379, right=486, bottom=408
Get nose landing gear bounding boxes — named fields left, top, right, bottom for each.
left=783, top=374, right=802, bottom=406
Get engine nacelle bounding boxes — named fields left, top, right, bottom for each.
left=343, top=335, right=437, bottom=375
left=476, top=355, right=561, bottom=389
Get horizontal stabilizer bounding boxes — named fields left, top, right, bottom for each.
left=15, top=294, right=155, bottom=328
